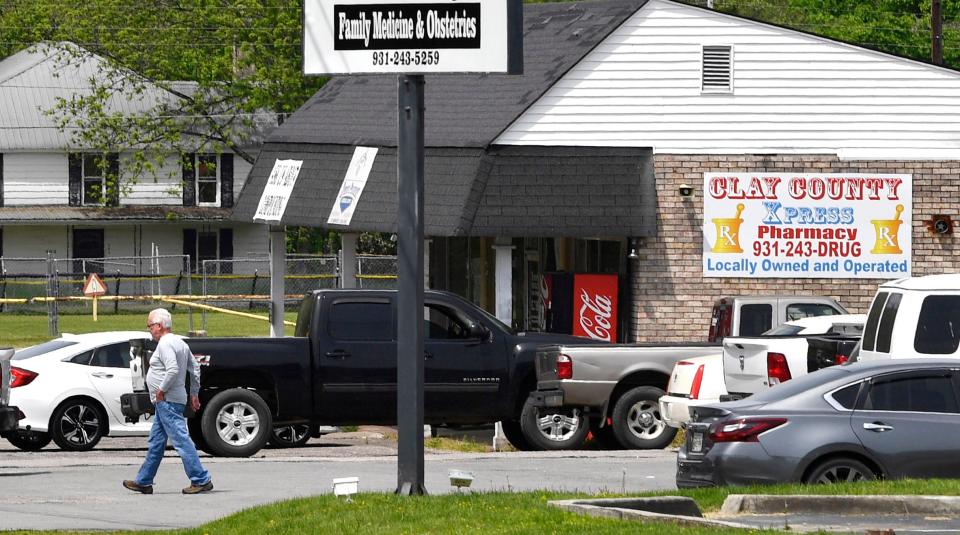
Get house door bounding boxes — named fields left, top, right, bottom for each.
left=72, top=229, right=105, bottom=273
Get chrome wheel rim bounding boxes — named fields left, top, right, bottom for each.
left=815, top=465, right=869, bottom=484
left=58, top=404, right=101, bottom=446
left=536, top=409, right=583, bottom=443
left=216, top=401, right=262, bottom=447
left=625, top=400, right=665, bottom=441
left=274, top=424, right=310, bottom=444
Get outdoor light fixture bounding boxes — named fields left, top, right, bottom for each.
left=627, top=237, right=645, bottom=259
left=448, top=469, right=474, bottom=491
left=678, top=183, right=694, bottom=198
left=332, top=476, right=359, bottom=501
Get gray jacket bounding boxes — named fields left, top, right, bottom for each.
left=146, top=333, right=200, bottom=405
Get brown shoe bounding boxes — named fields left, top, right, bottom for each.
left=122, top=480, right=153, bottom=494
left=182, top=480, right=213, bottom=494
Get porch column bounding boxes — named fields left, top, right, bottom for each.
left=492, top=240, right=514, bottom=325
left=269, top=225, right=285, bottom=337
left=340, top=232, right=358, bottom=288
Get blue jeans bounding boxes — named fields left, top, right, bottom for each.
left=135, top=401, right=210, bottom=486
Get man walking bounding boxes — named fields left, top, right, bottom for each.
left=123, top=308, right=212, bottom=494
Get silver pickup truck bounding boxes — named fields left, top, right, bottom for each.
left=530, top=295, right=848, bottom=451
left=0, top=348, right=19, bottom=433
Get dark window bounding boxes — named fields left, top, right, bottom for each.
left=876, top=293, right=902, bottom=353
left=786, top=303, right=842, bottom=321
left=862, top=292, right=888, bottom=351
left=864, top=374, right=958, bottom=413
left=425, top=305, right=468, bottom=340
left=764, top=324, right=804, bottom=336
left=13, top=340, right=77, bottom=360
left=197, top=231, right=218, bottom=273
left=328, top=301, right=391, bottom=341
left=830, top=383, right=861, bottom=410
left=90, top=342, right=131, bottom=368
left=67, top=350, right=94, bottom=365
left=82, top=154, right=105, bottom=205
left=196, top=154, right=219, bottom=205
left=915, top=296, right=960, bottom=355
left=739, top=304, right=773, bottom=336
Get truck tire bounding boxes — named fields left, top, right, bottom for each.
left=610, top=386, right=676, bottom=450
left=6, top=430, right=51, bottom=451
left=188, top=416, right=210, bottom=453
left=269, top=424, right=316, bottom=448
left=201, top=388, right=273, bottom=457
left=499, top=419, right=534, bottom=451
left=519, top=397, right=590, bottom=451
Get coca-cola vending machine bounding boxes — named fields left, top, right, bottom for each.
left=544, top=273, right=619, bottom=343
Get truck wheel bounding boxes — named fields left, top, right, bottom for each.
left=201, top=388, right=273, bottom=457
left=6, top=430, right=52, bottom=451
left=499, top=419, right=534, bottom=451
left=611, top=386, right=676, bottom=450
left=188, top=416, right=210, bottom=454
left=519, top=397, right=590, bottom=451
left=269, top=424, right=316, bottom=448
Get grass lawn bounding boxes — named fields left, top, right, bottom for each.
left=9, top=479, right=959, bottom=534
left=0, top=311, right=299, bottom=348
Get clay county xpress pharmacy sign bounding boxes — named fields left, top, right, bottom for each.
left=702, top=173, right=912, bottom=278
left=303, top=0, right=521, bottom=74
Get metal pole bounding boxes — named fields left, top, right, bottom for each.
left=46, top=251, right=57, bottom=336
left=395, top=73, right=426, bottom=496
left=269, top=225, right=286, bottom=337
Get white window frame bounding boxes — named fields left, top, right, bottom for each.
left=195, top=153, right=221, bottom=207
left=81, top=153, right=106, bottom=206
left=701, top=44, right=734, bottom=94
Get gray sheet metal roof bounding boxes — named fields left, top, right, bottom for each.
left=0, top=206, right=232, bottom=224
left=233, top=0, right=656, bottom=237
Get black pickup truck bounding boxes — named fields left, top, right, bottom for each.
left=0, top=348, right=20, bottom=433
left=122, top=289, right=598, bottom=457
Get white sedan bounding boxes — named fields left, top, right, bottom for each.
left=6, top=331, right=154, bottom=451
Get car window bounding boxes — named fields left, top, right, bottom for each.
left=13, top=340, right=78, bottom=360
left=424, top=304, right=470, bottom=340
left=295, top=295, right=314, bottom=338
left=66, top=350, right=94, bottom=365
left=90, top=342, right=132, bottom=368
left=826, top=323, right=865, bottom=336
left=739, top=304, right=772, bottom=336
left=747, top=366, right=853, bottom=403
left=914, top=295, right=960, bottom=355
left=786, top=303, right=841, bottom=321
left=862, top=292, right=888, bottom=352
left=328, top=300, right=392, bottom=341
left=875, top=293, right=902, bottom=353
left=763, top=324, right=804, bottom=336
left=828, top=383, right=861, bottom=410
left=862, top=373, right=959, bottom=413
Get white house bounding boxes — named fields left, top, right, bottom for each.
left=0, top=43, right=269, bottom=280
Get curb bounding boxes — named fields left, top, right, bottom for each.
left=720, top=494, right=960, bottom=516
left=549, top=497, right=755, bottom=529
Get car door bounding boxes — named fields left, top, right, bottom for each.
left=315, top=296, right=397, bottom=423
left=851, top=369, right=960, bottom=478
left=84, top=340, right=152, bottom=430
left=423, top=301, right=507, bottom=421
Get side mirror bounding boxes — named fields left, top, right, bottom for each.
left=468, top=323, right=490, bottom=340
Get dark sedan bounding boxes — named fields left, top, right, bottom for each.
left=677, top=358, right=960, bottom=487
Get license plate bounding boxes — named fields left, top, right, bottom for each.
left=690, top=432, right=703, bottom=453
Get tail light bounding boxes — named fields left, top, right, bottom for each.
left=709, top=417, right=787, bottom=442
left=690, top=364, right=706, bottom=400
left=708, top=300, right=730, bottom=342
left=556, top=354, right=573, bottom=380
left=10, top=367, right=38, bottom=388
left=767, top=352, right=791, bottom=386
left=834, top=353, right=849, bottom=365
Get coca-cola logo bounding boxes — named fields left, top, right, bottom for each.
left=578, top=289, right=613, bottom=342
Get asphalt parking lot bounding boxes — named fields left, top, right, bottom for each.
left=0, top=429, right=679, bottom=530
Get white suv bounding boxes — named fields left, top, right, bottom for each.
left=859, top=274, right=960, bottom=360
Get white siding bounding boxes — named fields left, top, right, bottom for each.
left=3, top=153, right=69, bottom=205
left=232, top=223, right=269, bottom=259
left=233, top=156, right=253, bottom=201
left=496, top=0, right=960, bottom=159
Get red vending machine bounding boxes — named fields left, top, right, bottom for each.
left=544, top=273, right=619, bottom=343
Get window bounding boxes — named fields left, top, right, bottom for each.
left=828, top=383, right=861, bottom=410
left=197, top=231, right=218, bottom=272
left=196, top=154, right=220, bottom=206
left=425, top=305, right=468, bottom=340
left=90, top=342, right=132, bottom=368
left=764, top=324, right=804, bottom=336
left=739, top=304, right=772, bottom=336
left=863, top=373, right=959, bottom=413
left=915, top=295, right=960, bottom=354
left=328, top=300, right=391, bottom=341
left=14, top=340, right=77, bottom=360
left=875, top=293, right=902, bottom=353
left=82, top=154, right=105, bottom=205
left=786, top=303, right=841, bottom=322
left=862, top=292, right=888, bottom=351
left=702, top=45, right=732, bottom=93
left=67, top=351, right=94, bottom=365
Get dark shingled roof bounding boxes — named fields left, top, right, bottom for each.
left=233, top=0, right=656, bottom=237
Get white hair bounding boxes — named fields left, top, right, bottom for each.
left=149, top=308, right=173, bottom=329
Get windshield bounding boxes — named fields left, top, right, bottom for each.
left=13, top=340, right=78, bottom=360
left=762, top=324, right=804, bottom=336
left=747, top=366, right=854, bottom=403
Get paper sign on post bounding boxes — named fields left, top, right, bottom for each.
left=253, top=159, right=303, bottom=222
left=327, top=147, right=378, bottom=226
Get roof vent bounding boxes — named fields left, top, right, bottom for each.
left=702, top=45, right=732, bottom=93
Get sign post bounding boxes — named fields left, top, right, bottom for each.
left=82, top=273, right=108, bottom=322
left=303, top=0, right=522, bottom=496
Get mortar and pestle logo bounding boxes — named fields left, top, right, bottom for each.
left=711, top=203, right=745, bottom=254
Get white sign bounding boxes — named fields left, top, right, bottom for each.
left=702, top=173, right=912, bottom=278
left=82, top=273, right=107, bottom=296
left=253, top=159, right=303, bottom=222
left=303, top=0, right=522, bottom=74
left=328, top=147, right=378, bottom=226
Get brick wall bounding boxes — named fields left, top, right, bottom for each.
left=629, top=154, right=960, bottom=342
